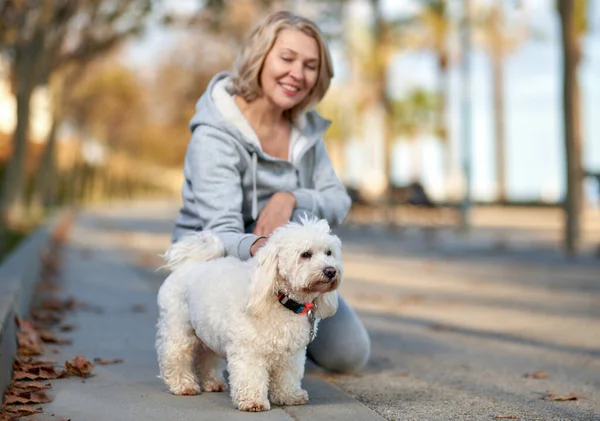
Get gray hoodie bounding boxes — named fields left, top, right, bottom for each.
left=172, top=72, right=351, bottom=260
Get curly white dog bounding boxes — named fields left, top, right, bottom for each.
left=155, top=218, right=343, bottom=412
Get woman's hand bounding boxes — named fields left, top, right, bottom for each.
left=252, top=191, right=296, bottom=237
left=250, top=237, right=268, bottom=256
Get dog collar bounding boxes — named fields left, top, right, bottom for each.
left=277, top=291, right=314, bottom=315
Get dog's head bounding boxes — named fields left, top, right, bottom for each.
left=246, top=217, right=343, bottom=319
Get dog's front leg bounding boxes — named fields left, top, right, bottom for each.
left=268, top=350, right=309, bottom=406
left=227, top=353, right=270, bottom=412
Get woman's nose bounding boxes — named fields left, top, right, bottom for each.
left=289, top=62, right=304, bottom=81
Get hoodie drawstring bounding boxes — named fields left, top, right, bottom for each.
left=251, top=151, right=258, bottom=220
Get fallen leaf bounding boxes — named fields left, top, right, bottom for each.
left=430, top=323, right=455, bottom=332
left=131, top=304, right=146, bottom=313
left=524, top=371, right=549, bottom=379
left=395, top=372, right=408, bottom=377
left=31, top=309, right=64, bottom=325
left=495, top=416, right=518, bottom=419
left=16, top=319, right=44, bottom=356
left=14, top=356, right=56, bottom=367
left=60, top=355, right=94, bottom=377
left=13, top=365, right=59, bottom=381
left=10, top=381, right=52, bottom=392
left=59, top=324, right=77, bottom=332
left=4, top=388, right=51, bottom=405
left=541, top=390, right=583, bottom=401
left=0, top=404, right=43, bottom=418
left=38, top=330, right=72, bottom=345
left=93, top=357, right=124, bottom=365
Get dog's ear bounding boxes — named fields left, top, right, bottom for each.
left=313, top=290, right=339, bottom=319
left=246, top=241, right=279, bottom=317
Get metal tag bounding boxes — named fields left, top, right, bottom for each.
left=307, top=308, right=316, bottom=343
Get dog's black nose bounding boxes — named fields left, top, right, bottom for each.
left=323, top=267, right=337, bottom=280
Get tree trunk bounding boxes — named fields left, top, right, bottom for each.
left=411, top=136, right=422, bottom=183
left=30, top=108, right=59, bottom=215
left=0, top=84, right=34, bottom=225
left=369, top=0, right=394, bottom=203
left=558, top=0, right=583, bottom=255
left=0, top=30, right=44, bottom=225
left=438, top=56, right=452, bottom=194
left=492, top=44, right=506, bottom=204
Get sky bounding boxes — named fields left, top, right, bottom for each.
left=126, top=0, right=600, bottom=204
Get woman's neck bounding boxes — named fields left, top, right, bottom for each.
left=234, top=95, right=286, bottom=131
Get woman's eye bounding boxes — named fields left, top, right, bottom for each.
left=305, top=65, right=317, bottom=71
left=301, top=251, right=312, bottom=259
left=281, top=57, right=293, bottom=62
left=325, top=250, right=332, bottom=256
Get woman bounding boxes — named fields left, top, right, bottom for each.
left=172, top=10, right=370, bottom=374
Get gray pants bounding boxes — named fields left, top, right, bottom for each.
left=307, top=295, right=371, bottom=373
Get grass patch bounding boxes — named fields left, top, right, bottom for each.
left=0, top=225, right=34, bottom=264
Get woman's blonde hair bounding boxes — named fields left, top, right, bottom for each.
left=230, top=10, right=334, bottom=120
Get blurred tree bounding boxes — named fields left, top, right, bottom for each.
left=63, top=57, right=144, bottom=154
left=474, top=0, right=530, bottom=204
left=392, top=89, right=438, bottom=182
left=141, top=36, right=233, bottom=166
left=395, top=0, right=452, bottom=182
left=0, top=0, right=153, bottom=225
left=557, top=0, right=586, bottom=255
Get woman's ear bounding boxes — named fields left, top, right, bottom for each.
left=246, top=242, right=279, bottom=317
left=313, top=290, right=339, bottom=319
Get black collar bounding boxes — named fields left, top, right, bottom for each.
left=277, top=291, right=314, bottom=315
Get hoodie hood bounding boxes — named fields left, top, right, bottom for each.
left=189, top=71, right=331, bottom=219
left=190, top=71, right=331, bottom=154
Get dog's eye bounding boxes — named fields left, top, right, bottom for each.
left=325, top=250, right=332, bottom=256
left=301, top=251, right=312, bottom=259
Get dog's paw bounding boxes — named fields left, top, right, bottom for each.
left=170, top=383, right=201, bottom=396
left=237, top=399, right=271, bottom=412
left=270, top=389, right=309, bottom=406
left=201, top=379, right=227, bottom=392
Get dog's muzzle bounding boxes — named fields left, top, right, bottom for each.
left=322, top=266, right=337, bottom=281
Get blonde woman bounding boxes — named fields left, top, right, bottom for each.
left=172, top=10, right=370, bottom=373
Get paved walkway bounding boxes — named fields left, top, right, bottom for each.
left=28, top=202, right=384, bottom=421
left=29, top=200, right=600, bottom=421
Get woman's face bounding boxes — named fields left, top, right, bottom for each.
left=260, top=28, right=320, bottom=112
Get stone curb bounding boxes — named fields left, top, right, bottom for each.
left=0, top=214, right=64, bottom=403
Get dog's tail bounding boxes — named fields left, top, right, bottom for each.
left=160, top=231, right=225, bottom=272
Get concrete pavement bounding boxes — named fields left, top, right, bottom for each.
left=21, top=199, right=600, bottom=421
left=25, top=202, right=385, bottom=421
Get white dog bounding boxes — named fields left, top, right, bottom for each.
left=155, top=218, right=343, bottom=412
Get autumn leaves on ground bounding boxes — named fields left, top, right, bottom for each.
left=0, top=215, right=122, bottom=420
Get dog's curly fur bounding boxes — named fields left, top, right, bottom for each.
left=155, top=218, right=343, bottom=412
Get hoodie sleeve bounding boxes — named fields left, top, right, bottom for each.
left=186, top=126, right=261, bottom=261
left=290, top=139, right=352, bottom=228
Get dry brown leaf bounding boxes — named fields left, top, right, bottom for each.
left=38, top=330, right=72, bottom=345
left=10, top=381, right=51, bottom=392
left=4, top=388, right=51, bottom=405
left=16, top=319, right=44, bottom=356
left=31, top=309, right=64, bottom=325
left=541, top=390, right=583, bottom=401
left=13, top=358, right=60, bottom=381
left=495, top=416, right=518, bottom=419
left=59, top=324, right=76, bottom=332
left=93, top=357, right=124, bottom=365
left=0, top=404, right=43, bottom=418
left=430, top=323, right=455, bottom=332
left=524, top=371, right=549, bottom=379
left=131, top=304, right=146, bottom=313
left=60, top=355, right=94, bottom=378
left=13, top=365, right=59, bottom=381
left=14, top=356, right=56, bottom=367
